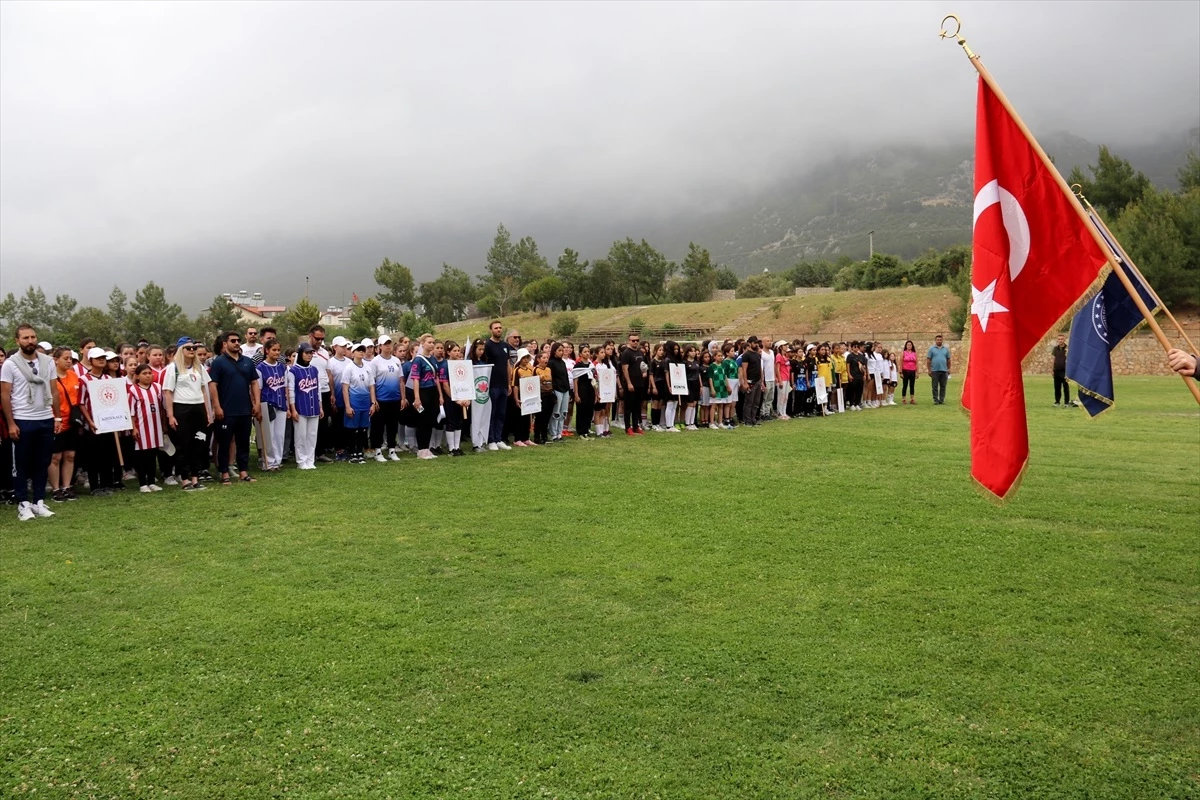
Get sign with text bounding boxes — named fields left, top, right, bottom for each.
left=88, top=379, right=132, bottom=433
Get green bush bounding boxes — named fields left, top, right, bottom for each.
left=627, top=316, right=645, bottom=332
left=549, top=312, right=580, bottom=339
left=660, top=321, right=680, bottom=332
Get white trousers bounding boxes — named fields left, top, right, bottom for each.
left=264, top=408, right=286, bottom=468
left=294, top=415, right=319, bottom=468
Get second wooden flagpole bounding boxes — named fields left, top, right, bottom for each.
left=941, top=15, right=1200, bottom=405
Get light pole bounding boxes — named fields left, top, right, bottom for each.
left=868, top=230, right=875, bottom=259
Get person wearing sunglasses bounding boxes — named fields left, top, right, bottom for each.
left=207, top=331, right=261, bottom=485
left=163, top=337, right=212, bottom=490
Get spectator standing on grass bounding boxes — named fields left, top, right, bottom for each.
left=900, top=340, right=918, bottom=404
left=208, top=330, right=261, bottom=484
left=620, top=331, right=647, bottom=435
left=287, top=342, right=323, bottom=470
left=163, top=337, right=211, bottom=491
left=1, top=324, right=60, bottom=521
left=483, top=320, right=515, bottom=451
left=1050, top=334, right=1076, bottom=407
left=49, top=346, right=81, bottom=502
left=927, top=334, right=951, bottom=406
left=307, top=325, right=333, bottom=462
left=739, top=336, right=764, bottom=426
left=256, top=339, right=288, bottom=472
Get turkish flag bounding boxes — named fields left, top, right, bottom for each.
left=964, top=78, right=1107, bottom=499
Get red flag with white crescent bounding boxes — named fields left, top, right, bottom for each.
left=965, top=78, right=1107, bottom=499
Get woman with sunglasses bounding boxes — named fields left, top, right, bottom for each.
left=163, top=337, right=212, bottom=490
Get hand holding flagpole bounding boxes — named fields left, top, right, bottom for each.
left=941, top=15, right=1200, bottom=406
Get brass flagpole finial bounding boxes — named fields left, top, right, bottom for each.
left=939, top=14, right=977, bottom=60
left=1070, top=183, right=1087, bottom=200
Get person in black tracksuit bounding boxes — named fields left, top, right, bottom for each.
left=1051, top=334, right=1071, bottom=406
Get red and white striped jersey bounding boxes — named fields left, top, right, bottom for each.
left=73, top=362, right=88, bottom=379
left=128, top=382, right=164, bottom=450
left=151, top=366, right=167, bottom=385
left=79, top=371, right=107, bottom=418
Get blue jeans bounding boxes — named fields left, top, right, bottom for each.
left=488, top=384, right=508, bottom=444
left=550, top=390, right=569, bottom=440
left=13, top=418, right=54, bottom=503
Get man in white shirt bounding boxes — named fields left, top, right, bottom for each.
left=308, top=325, right=334, bottom=461
left=759, top=339, right=776, bottom=420
left=240, top=327, right=263, bottom=360
left=0, top=324, right=60, bottom=521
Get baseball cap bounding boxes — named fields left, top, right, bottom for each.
left=377, top=334, right=392, bottom=345
left=330, top=335, right=349, bottom=348
left=352, top=341, right=367, bottom=352
left=359, top=338, right=374, bottom=349
left=37, top=341, right=52, bottom=351
left=297, top=342, right=314, bottom=353
left=176, top=336, right=194, bottom=347
left=103, top=350, right=119, bottom=360
left=70, top=350, right=80, bottom=361
left=87, top=347, right=107, bottom=360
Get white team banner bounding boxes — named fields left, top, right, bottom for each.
left=87, top=379, right=133, bottom=433
left=874, top=371, right=884, bottom=395
left=814, top=376, right=828, bottom=405
left=470, top=364, right=492, bottom=448
left=835, top=387, right=844, bottom=413
left=519, top=376, right=541, bottom=415
left=447, top=359, right=475, bottom=401
left=668, top=363, right=688, bottom=396
left=597, top=367, right=616, bottom=404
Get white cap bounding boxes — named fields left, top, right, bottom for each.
left=37, top=341, right=52, bottom=351
left=330, top=335, right=349, bottom=348
left=87, top=347, right=107, bottom=360
left=516, top=347, right=531, bottom=362
left=359, top=338, right=374, bottom=349
left=70, top=350, right=80, bottom=361
left=104, top=350, right=119, bottom=359
left=376, top=334, right=392, bottom=345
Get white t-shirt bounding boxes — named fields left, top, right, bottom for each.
left=761, top=351, right=775, bottom=383
left=0, top=356, right=54, bottom=420
left=163, top=362, right=211, bottom=405
left=240, top=343, right=263, bottom=360
left=311, top=347, right=331, bottom=392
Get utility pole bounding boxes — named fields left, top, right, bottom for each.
left=305, top=276, right=310, bottom=300
left=868, top=230, right=875, bottom=259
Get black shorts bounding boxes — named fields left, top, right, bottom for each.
left=53, top=428, right=79, bottom=453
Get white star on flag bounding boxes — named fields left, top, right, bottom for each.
left=971, top=279, right=1009, bottom=332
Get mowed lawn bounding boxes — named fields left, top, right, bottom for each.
left=2, top=377, right=1197, bottom=799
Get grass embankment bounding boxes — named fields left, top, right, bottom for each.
left=2, top=377, right=1197, bottom=798
left=438, top=286, right=958, bottom=343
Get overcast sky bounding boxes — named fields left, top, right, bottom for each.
left=2, top=0, right=1197, bottom=308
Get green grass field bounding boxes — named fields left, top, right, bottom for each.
left=3, top=377, right=1197, bottom=799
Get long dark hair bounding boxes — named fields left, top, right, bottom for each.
left=904, top=339, right=916, bottom=352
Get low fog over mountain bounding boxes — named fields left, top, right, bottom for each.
left=3, top=1, right=1197, bottom=308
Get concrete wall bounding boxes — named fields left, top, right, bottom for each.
left=709, top=289, right=737, bottom=301
left=794, top=287, right=834, bottom=296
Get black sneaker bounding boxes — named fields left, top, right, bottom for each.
left=65, top=487, right=79, bottom=501
left=199, top=471, right=214, bottom=482
left=92, top=488, right=112, bottom=498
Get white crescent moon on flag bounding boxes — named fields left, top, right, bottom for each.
left=973, top=179, right=1030, bottom=281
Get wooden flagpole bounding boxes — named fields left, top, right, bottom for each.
left=940, top=15, right=1200, bottom=405
left=1073, top=188, right=1198, bottom=355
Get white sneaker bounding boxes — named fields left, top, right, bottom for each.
left=488, top=443, right=499, bottom=451
left=140, top=485, right=154, bottom=493
left=32, top=499, right=55, bottom=517
left=374, top=452, right=387, bottom=463
left=709, top=423, right=719, bottom=430
left=17, top=502, right=35, bottom=522
left=164, top=475, right=179, bottom=486
left=149, top=484, right=163, bottom=492
left=686, top=425, right=698, bottom=431
left=418, top=450, right=437, bottom=460
left=497, top=441, right=512, bottom=450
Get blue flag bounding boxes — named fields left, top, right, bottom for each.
left=1066, top=265, right=1158, bottom=417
